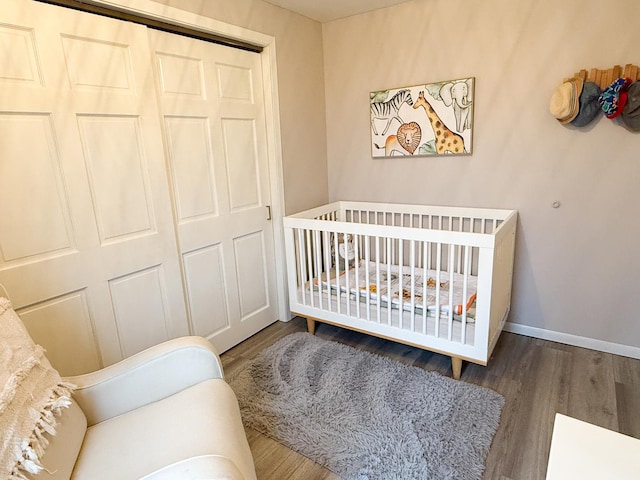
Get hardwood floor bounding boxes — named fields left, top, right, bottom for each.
left=221, top=317, right=640, bottom=479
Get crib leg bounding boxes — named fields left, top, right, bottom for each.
left=451, top=357, right=462, bottom=380
left=306, top=317, right=316, bottom=335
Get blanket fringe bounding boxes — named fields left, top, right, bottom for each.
left=10, top=381, right=76, bottom=479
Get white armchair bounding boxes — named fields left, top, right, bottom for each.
left=31, top=337, right=257, bottom=480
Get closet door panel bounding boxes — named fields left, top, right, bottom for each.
left=155, top=52, right=205, bottom=98
left=60, top=34, right=135, bottom=91
left=233, top=230, right=270, bottom=319
left=0, top=113, right=74, bottom=262
left=0, top=23, right=42, bottom=84
left=77, top=115, right=156, bottom=241
left=17, top=292, right=100, bottom=376
left=222, top=118, right=261, bottom=211
left=109, top=266, right=172, bottom=358
left=164, top=115, right=218, bottom=222
left=183, top=244, right=230, bottom=337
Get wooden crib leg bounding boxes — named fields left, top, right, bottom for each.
left=451, top=357, right=462, bottom=380
left=306, top=317, right=316, bottom=335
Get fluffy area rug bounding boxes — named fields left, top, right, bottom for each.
left=228, top=332, right=504, bottom=480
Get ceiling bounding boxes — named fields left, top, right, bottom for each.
left=262, top=0, right=412, bottom=23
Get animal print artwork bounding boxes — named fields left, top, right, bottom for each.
left=370, top=78, right=474, bottom=157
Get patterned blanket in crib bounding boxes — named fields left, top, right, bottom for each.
left=314, top=260, right=477, bottom=321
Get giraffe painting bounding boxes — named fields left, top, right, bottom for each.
left=412, top=91, right=466, bottom=154
left=370, top=78, right=473, bottom=157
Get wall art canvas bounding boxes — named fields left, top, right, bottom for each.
left=370, top=78, right=474, bottom=157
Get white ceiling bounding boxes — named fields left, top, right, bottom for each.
left=262, top=0, right=412, bottom=22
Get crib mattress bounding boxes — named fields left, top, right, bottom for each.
left=312, top=260, right=477, bottom=322
left=302, top=288, right=476, bottom=346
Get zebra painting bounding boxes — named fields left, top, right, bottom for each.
left=370, top=89, right=413, bottom=136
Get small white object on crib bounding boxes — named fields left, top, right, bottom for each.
left=545, top=413, right=640, bottom=479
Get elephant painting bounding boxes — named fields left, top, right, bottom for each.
left=439, top=78, right=474, bottom=133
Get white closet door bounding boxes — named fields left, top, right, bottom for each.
left=0, top=0, right=189, bottom=373
left=148, top=29, right=278, bottom=352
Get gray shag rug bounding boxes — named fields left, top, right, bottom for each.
left=228, top=332, right=504, bottom=480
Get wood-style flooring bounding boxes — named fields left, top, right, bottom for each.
left=220, top=317, right=640, bottom=479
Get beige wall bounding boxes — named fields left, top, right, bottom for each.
left=323, top=0, right=640, bottom=348
left=154, top=0, right=329, bottom=214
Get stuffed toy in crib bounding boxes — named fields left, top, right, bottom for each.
left=331, top=233, right=356, bottom=270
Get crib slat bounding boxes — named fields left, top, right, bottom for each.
left=338, top=234, right=351, bottom=317
left=398, top=238, right=403, bottom=329
left=305, top=229, right=314, bottom=308
left=323, top=231, right=332, bottom=313
left=418, top=215, right=424, bottom=266
left=313, top=230, right=322, bottom=310
left=338, top=233, right=352, bottom=317
left=390, top=215, right=396, bottom=264
left=422, top=240, right=428, bottom=335
left=448, top=243, right=455, bottom=341
left=365, top=235, right=371, bottom=322
left=461, top=244, right=470, bottom=345
left=376, top=236, right=381, bottom=324
left=297, top=229, right=307, bottom=306
left=410, top=239, right=416, bottom=332
left=435, top=242, right=442, bottom=338
left=457, top=217, right=465, bottom=272
left=333, top=231, right=341, bottom=315
left=354, top=234, right=360, bottom=319
left=386, top=237, right=392, bottom=326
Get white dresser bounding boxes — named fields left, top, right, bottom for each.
left=546, top=413, right=640, bottom=479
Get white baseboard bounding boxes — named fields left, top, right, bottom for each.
left=504, top=322, right=640, bottom=360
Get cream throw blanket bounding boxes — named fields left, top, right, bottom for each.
left=0, top=297, right=75, bottom=479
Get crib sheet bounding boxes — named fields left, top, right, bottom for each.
left=313, top=260, right=477, bottom=321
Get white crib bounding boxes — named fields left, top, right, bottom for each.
left=283, top=201, right=517, bottom=379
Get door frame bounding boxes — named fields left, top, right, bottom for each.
left=82, top=0, right=290, bottom=324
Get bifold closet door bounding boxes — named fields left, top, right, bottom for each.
left=148, top=29, right=278, bottom=352
left=0, top=0, right=189, bottom=374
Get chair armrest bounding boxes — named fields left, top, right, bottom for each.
left=64, top=336, right=224, bottom=426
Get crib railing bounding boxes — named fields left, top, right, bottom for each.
left=343, top=202, right=516, bottom=276
left=343, top=206, right=503, bottom=234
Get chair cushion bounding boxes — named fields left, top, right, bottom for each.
left=70, top=379, right=256, bottom=480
